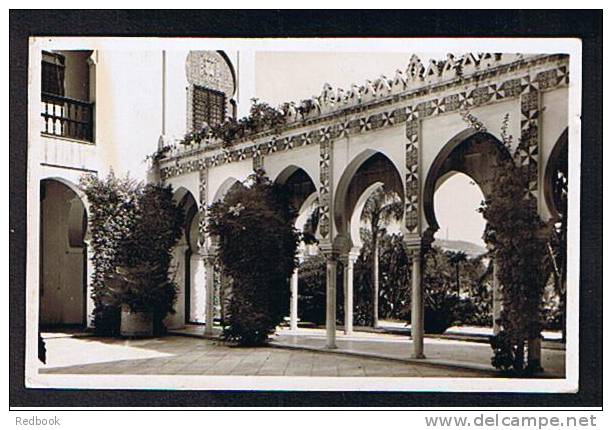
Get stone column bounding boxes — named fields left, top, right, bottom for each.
left=528, top=337, right=543, bottom=372
left=289, top=267, right=299, bottom=331
left=342, top=252, right=358, bottom=335
left=324, top=252, right=338, bottom=349
left=492, top=259, right=502, bottom=335
left=83, top=239, right=95, bottom=329
left=189, top=251, right=206, bottom=323
left=410, top=248, right=425, bottom=359
left=203, top=254, right=216, bottom=337
left=165, top=243, right=189, bottom=330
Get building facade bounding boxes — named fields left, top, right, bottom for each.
left=28, top=46, right=569, bottom=362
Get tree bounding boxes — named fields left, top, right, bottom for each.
left=360, top=186, right=403, bottom=328
left=207, top=172, right=300, bottom=345
left=447, top=251, right=468, bottom=296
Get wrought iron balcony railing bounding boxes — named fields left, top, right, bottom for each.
left=41, top=92, right=94, bottom=142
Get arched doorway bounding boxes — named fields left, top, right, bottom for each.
left=39, top=178, right=88, bottom=328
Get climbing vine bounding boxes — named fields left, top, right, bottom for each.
left=477, top=113, right=552, bottom=374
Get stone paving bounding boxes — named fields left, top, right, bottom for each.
left=39, top=334, right=487, bottom=377
left=272, top=328, right=566, bottom=378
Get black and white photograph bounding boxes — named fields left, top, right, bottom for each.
left=8, top=9, right=603, bottom=412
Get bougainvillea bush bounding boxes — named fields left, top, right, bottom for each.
left=207, top=172, right=300, bottom=345
left=80, top=173, right=184, bottom=335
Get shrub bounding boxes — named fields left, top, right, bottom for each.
left=207, top=172, right=300, bottom=345
left=296, top=255, right=344, bottom=325
left=80, top=173, right=184, bottom=335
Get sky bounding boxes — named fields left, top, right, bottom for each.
left=255, top=51, right=429, bottom=107
left=433, top=173, right=486, bottom=247
left=254, top=52, right=486, bottom=247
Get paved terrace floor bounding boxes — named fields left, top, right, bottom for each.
left=169, top=324, right=565, bottom=378
left=270, top=328, right=565, bottom=378
left=39, top=324, right=565, bottom=378
left=39, top=334, right=487, bottom=377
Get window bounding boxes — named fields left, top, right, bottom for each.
left=40, top=50, right=94, bottom=142
left=42, top=51, right=65, bottom=96
left=192, top=85, right=226, bottom=131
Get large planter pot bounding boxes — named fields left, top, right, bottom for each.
left=120, top=305, right=153, bottom=337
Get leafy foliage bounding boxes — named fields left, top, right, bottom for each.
left=80, top=173, right=184, bottom=335
left=296, top=254, right=344, bottom=325
left=478, top=114, right=552, bottom=373
left=402, top=247, right=484, bottom=334
left=177, top=99, right=288, bottom=149
left=207, top=172, right=300, bottom=345
left=360, top=187, right=403, bottom=326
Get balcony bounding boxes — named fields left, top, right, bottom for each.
left=41, top=92, right=94, bottom=143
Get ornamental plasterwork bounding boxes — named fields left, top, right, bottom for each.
left=186, top=51, right=235, bottom=96
left=160, top=57, right=568, bottom=184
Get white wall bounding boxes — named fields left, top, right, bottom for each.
left=95, top=50, right=164, bottom=180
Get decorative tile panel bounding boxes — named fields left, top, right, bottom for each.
left=318, top=136, right=333, bottom=239
left=198, top=168, right=208, bottom=248
left=404, top=119, right=420, bottom=234
left=518, top=76, right=540, bottom=201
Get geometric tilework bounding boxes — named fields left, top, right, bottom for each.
left=198, top=167, right=208, bottom=248
left=518, top=75, right=540, bottom=201
left=404, top=119, right=420, bottom=234
left=252, top=153, right=264, bottom=172
left=318, top=136, right=332, bottom=239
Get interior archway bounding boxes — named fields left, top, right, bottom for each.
left=334, top=150, right=404, bottom=248
left=39, top=178, right=88, bottom=327
left=274, top=165, right=317, bottom=215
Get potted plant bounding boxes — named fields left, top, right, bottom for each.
left=106, top=264, right=178, bottom=337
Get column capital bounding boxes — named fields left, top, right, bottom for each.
left=404, top=233, right=432, bottom=257
left=318, top=242, right=341, bottom=260
left=340, top=248, right=360, bottom=265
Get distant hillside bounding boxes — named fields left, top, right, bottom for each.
left=432, top=238, right=487, bottom=257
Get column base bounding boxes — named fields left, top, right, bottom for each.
left=411, top=353, right=426, bottom=359
left=325, top=344, right=337, bottom=350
